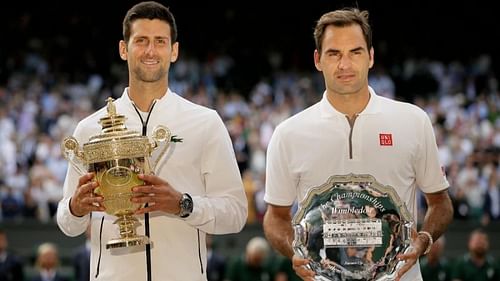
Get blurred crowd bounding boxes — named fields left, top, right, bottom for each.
left=0, top=50, right=499, bottom=228
left=2, top=226, right=499, bottom=281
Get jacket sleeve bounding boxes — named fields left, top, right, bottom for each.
left=414, top=111, right=449, bottom=193
left=263, top=123, right=297, bottom=206
left=184, top=112, right=248, bottom=234
left=56, top=124, right=91, bottom=237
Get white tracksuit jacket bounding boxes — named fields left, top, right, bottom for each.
left=57, top=88, right=248, bottom=281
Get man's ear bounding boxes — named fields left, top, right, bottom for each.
left=170, top=42, right=179, bottom=63
left=369, top=47, right=374, bottom=69
left=314, top=49, right=322, bottom=71
left=119, top=40, right=127, bottom=61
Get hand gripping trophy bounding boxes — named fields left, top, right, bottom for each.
left=61, top=97, right=171, bottom=249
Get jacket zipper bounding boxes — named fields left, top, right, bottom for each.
left=197, top=230, right=204, bottom=274
left=129, top=99, right=205, bottom=278
left=346, top=114, right=358, bottom=159
left=132, top=100, right=157, bottom=281
left=94, top=216, right=104, bottom=278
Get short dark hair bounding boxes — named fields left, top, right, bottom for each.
left=470, top=228, right=488, bottom=239
left=313, top=8, right=372, bottom=53
left=122, top=1, right=177, bottom=44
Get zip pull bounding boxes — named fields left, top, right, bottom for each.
left=132, top=101, right=157, bottom=136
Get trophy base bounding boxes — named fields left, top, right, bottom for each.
left=106, top=235, right=150, bottom=249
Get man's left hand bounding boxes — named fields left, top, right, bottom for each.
left=394, top=229, right=428, bottom=281
left=131, top=173, right=182, bottom=215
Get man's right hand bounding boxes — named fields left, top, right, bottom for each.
left=292, top=255, right=316, bottom=281
left=69, top=173, right=105, bottom=217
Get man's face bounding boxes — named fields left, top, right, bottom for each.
left=468, top=232, right=489, bottom=257
left=120, top=19, right=178, bottom=84
left=314, top=24, right=373, bottom=97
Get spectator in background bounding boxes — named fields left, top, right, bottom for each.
left=368, top=65, right=395, bottom=99
left=420, top=236, right=451, bottom=281
left=0, top=187, right=23, bottom=220
left=0, top=228, right=24, bottom=281
left=451, top=228, right=499, bottom=281
left=271, top=255, right=301, bottom=281
left=206, top=234, right=226, bottom=281
left=0, top=108, right=16, bottom=181
left=242, top=170, right=258, bottom=224
left=72, top=226, right=90, bottom=281
left=224, top=236, right=274, bottom=281
left=482, top=171, right=500, bottom=226
left=30, top=242, right=69, bottom=281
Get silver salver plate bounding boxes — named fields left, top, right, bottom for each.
left=292, top=174, right=414, bottom=281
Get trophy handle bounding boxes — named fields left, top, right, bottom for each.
left=402, top=221, right=414, bottom=245
left=292, top=224, right=306, bottom=253
left=61, top=136, right=87, bottom=176
left=149, top=125, right=172, bottom=171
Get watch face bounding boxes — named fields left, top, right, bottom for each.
left=180, top=194, right=193, bottom=217
left=182, top=198, right=193, bottom=211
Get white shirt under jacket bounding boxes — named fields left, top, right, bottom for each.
left=264, top=87, right=449, bottom=281
left=57, top=88, right=248, bottom=281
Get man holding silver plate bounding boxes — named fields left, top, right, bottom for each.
left=263, top=8, right=453, bottom=281
left=56, top=2, right=248, bottom=281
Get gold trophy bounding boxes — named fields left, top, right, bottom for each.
left=61, top=97, right=171, bottom=249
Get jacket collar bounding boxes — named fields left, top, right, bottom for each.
left=320, top=86, right=382, bottom=119
left=118, top=87, right=176, bottom=111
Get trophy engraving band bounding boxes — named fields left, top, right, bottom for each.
left=84, top=139, right=151, bottom=163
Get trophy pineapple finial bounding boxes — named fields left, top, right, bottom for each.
left=106, top=97, right=116, bottom=117
left=99, top=97, right=127, bottom=132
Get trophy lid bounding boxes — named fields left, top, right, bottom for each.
left=62, top=97, right=171, bottom=166
left=88, top=97, right=141, bottom=143
left=81, top=97, right=151, bottom=164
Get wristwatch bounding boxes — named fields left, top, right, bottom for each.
left=178, top=193, right=193, bottom=218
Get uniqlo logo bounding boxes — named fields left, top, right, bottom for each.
left=379, top=134, right=393, bottom=146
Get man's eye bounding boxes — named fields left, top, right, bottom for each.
left=156, top=39, right=166, bottom=45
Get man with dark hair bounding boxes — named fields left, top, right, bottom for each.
left=56, top=2, right=247, bottom=280
left=0, top=228, right=24, bottom=281
left=263, top=7, right=453, bottom=281
left=420, top=236, right=451, bottom=281
left=72, top=226, right=90, bottom=281
left=451, top=229, right=499, bottom=281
